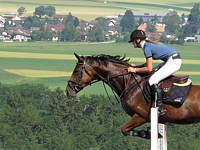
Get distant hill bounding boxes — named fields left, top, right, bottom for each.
left=0, top=0, right=196, bottom=20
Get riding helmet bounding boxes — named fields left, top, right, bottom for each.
left=128, top=29, right=147, bottom=43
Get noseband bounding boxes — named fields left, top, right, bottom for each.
left=67, top=61, right=99, bottom=93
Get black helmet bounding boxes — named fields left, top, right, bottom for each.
left=128, top=29, right=146, bottom=43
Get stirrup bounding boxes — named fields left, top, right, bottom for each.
left=158, top=107, right=166, bottom=116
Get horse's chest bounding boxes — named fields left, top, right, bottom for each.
left=121, top=99, right=135, bottom=116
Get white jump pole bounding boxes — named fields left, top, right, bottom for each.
left=151, top=107, right=167, bottom=150
left=151, top=107, right=158, bottom=150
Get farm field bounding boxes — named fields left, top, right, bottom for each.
left=0, top=42, right=199, bottom=95
left=0, top=0, right=197, bottom=20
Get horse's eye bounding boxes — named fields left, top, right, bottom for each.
left=74, top=69, right=80, bottom=73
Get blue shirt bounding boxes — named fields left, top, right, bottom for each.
left=143, top=42, right=177, bottom=61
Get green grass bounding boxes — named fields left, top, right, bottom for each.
left=0, top=42, right=200, bottom=95
left=0, top=0, right=198, bottom=20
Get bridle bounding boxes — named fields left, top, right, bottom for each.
left=67, top=61, right=99, bottom=93
left=67, top=60, right=143, bottom=103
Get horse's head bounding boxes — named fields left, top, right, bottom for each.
left=66, top=53, right=97, bottom=97
left=66, top=53, right=135, bottom=98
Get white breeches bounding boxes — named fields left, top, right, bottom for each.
left=149, top=58, right=182, bottom=86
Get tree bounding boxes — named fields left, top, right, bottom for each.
left=34, top=6, right=46, bottom=18
left=89, top=24, right=105, bottom=42
left=45, top=5, right=56, bottom=17
left=163, top=11, right=181, bottom=34
left=61, top=22, right=76, bottom=41
left=187, top=3, right=200, bottom=34
left=159, top=35, right=170, bottom=44
left=23, top=16, right=41, bottom=29
left=138, top=17, right=144, bottom=25
left=95, top=17, right=108, bottom=31
left=31, top=27, right=53, bottom=41
left=74, top=17, right=79, bottom=27
left=181, top=13, right=186, bottom=24
left=64, top=12, right=79, bottom=27
left=17, top=7, right=26, bottom=16
left=65, top=12, right=74, bottom=24
left=120, top=10, right=135, bottom=33
left=146, top=20, right=156, bottom=32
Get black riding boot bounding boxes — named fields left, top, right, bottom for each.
left=150, top=84, right=166, bottom=115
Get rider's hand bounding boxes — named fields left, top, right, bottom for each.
left=127, top=67, right=136, bottom=73
left=130, top=64, right=136, bottom=67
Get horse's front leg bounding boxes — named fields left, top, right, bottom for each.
left=121, top=114, right=150, bottom=139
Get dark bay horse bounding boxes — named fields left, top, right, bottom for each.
left=66, top=53, right=200, bottom=139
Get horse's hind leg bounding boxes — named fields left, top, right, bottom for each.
left=121, top=114, right=150, bottom=139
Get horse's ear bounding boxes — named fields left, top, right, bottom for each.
left=74, top=53, right=84, bottom=62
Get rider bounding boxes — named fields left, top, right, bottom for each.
left=127, top=29, right=182, bottom=115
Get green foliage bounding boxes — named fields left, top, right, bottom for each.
left=17, top=6, right=26, bottom=16
left=89, top=24, right=105, bottom=42
left=0, top=83, right=200, bottom=149
left=23, top=16, right=42, bottom=29
left=45, top=5, right=56, bottom=17
left=64, top=12, right=80, bottom=27
left=31, top=27, right=53, bottom=41
left=34, top=6, right=46, bottom=18
left=34, top=5, right=56, bottom=18
left=187, top=3, right=200, bottom=35
left=61, top=22, right=77, bottom=41
left=120, top=10, right=136, bottom=33
left=163, top=11, right=181, bottom=34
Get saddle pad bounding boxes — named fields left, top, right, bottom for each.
left=163, top=83, right=192, bottom=105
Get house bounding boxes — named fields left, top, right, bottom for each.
left=155, top=23, right=166, bottom=33
left=133, top=12, right=167, bottom=23
left=54, top=14, right=67, bottom=22
left=107, top=19, right=119, bottom=36
left=184, top=37, right=196, bottom=42
left=194, top=35, right=200, bottom=43
left=13, top=34, right=31, bottom=42
left=107, top=11, right=168, bottom=24
left=146, top=32, right=162, bottom=41
left=44, top=23, right=65, bottom=41
left=0, top=16, right=5, bottom=28
left=137, top=23, right=147, bottom=31
left=2, top=13, right=23, bottom=26
left=44, top=23, right=65, bottom=33
left=4, top=27, right=31, bottom=42
left=0, top=31, right=12, bottom=41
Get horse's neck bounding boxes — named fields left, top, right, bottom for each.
left=104, top=69, right=143, bottom=97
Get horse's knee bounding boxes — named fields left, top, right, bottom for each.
left=121, top=128, right=129, bottom=136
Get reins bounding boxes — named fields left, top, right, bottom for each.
left=69, top=60, right=148, bottom=105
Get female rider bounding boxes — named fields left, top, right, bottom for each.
left=127, top=29, right=182, bottom=115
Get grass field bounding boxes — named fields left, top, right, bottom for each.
left=0, top=0, right=197, bottom=20
left=0, top=42, right=199, bottom=95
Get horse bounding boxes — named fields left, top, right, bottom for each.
left=66, top=53, right=200, bottom=139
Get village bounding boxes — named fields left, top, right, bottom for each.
left=0, top=10, right=200, bottom=43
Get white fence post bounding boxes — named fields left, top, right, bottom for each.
left=151, top=107, right=158, bottom=150
left=151, top=107, right=167, bottom=150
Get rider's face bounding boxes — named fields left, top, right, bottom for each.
left=132, top=39, right=140, bottom=48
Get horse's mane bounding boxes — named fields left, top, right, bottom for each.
left=87, top=54, right=130, bottom=66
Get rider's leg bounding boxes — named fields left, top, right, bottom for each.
left=149, top=58, right=182, bottom=115
left=150, top=84, right=166, bottom=115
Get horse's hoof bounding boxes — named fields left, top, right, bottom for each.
left=138, top=130, right=150, bottom=139
left=138, top=130, right=147, bottom=138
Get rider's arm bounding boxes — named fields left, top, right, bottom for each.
left=128, top=57, right=153, bottom=73
left=135, top=63, right=147, bottom=68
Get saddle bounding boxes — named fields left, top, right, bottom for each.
left=144, top=75, right=192, bottom=105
